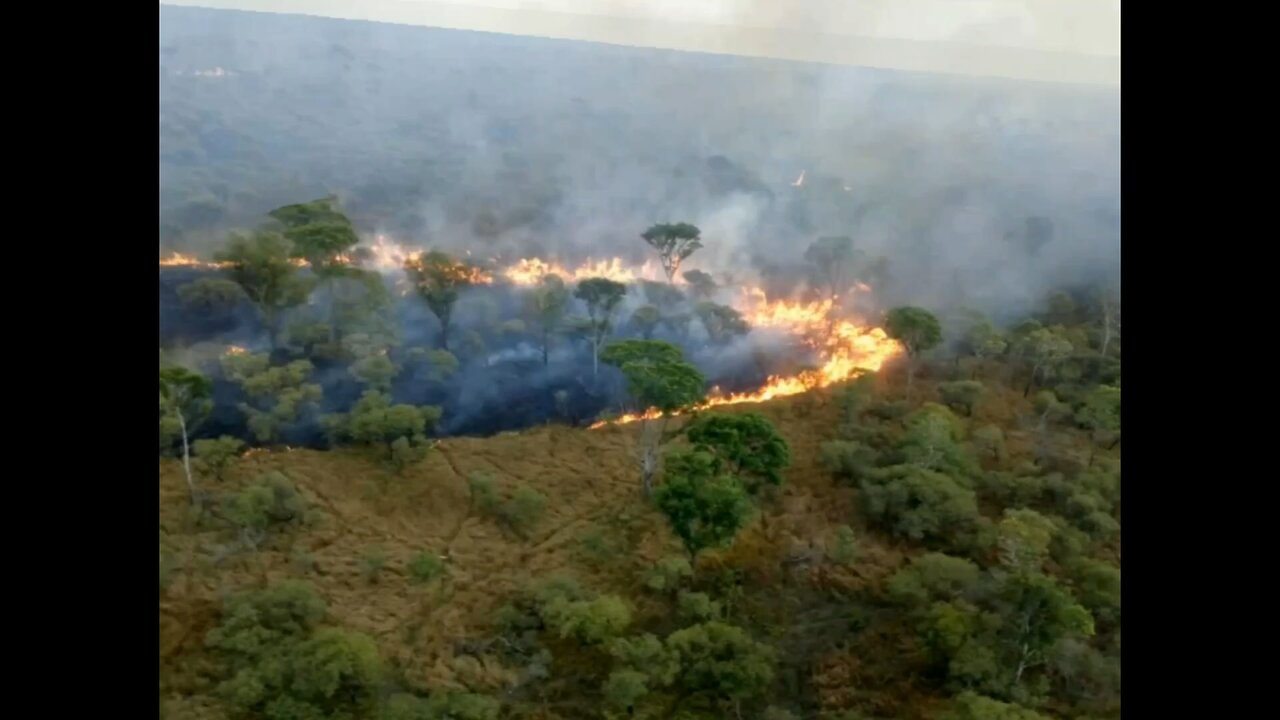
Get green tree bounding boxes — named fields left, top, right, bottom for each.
left=682, top=269, right=717, bottom=300
left=654, top=450, right=754, bottom=560
left=499, top=485, right=549, bottom=539
left=160, top=366, right=213, bottom=503
left=541, top=593, right=633, bottom=644
left=407, top=551, right=446, bottom=584
left=204, top=581, right=386, bottom=720
left=324, top=390, right=440, bottom=470
left=193, top=435, right=245, bottom=482
left=404, top=251, right=482, bottom=350
left=642, top=222, right=703, bottom=284
left=269, top=197, right=362, bottom=342
left=631, top=304, right=662, bottom=340
left=287, top=319, right=332, bottom=357
left=268, top=196, right=359, bottom=263
left=887, top=552, right=982, bottom=607
left=644, top=555, right=694, bottom=593
left=600, top=340, right=707, bottom=495
left=328, top=270, right=396, bottom=348
left=994, top=508, right=1056, bottom=571
left=940, top=692, right=1053, bottom=720
left=216, top=230, right=315, bottom=349
left=1070, top=559, right=1121, bottom=631
left=860, top=464, right=979, bottom=545
left=221, top=353, right=323, bottom=445
left=350, top=352, right=399, bottom=392
left=407, top=348, right=460, bottom=384
left=525, top=274, right=570, bottom=365
left=1093, top=285, right=1121, bottom=357
left=1033, top=390, right=1071, bottom=433
left=1018, top=327, right=1075, bottom=397
left=604, top=633, right=680, bottom=714
left=641, top=280, right=688, bottom=313
left=1075, top=384, right=1120, bottom=448
left=683, top=412, right=790, bottom=494
left=992, top=572, right=1095, bottom=688
left=937, top=380, right=984, bottom=416
left=884, top=306, right=943, bottom=392
left=971, top=424, right=1006, bottom=462
left=220, top=472, right=309, bottom=549
left=575, top=277, right=628, bottom=378
left=827, top=525, right=860, bottom=565
left=664, top=622, right=776, bottom=706
left=694, top=301, right=750, bottom=344
left=899, top=404, right=973, bottom=476
left=177, top=278, right=249, bottom=326
left=379, top=692, right=500, bottom=720
left=210, top=599, right=384, bottom=720
left=958, top=316, right=1008, bottom=378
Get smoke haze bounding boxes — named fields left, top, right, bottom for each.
left=159, top=5, right=1119, bottom=443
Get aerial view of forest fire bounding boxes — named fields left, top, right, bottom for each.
left=160, top=7, right=1120, bottom=719
left=160, top=229, right=902, bottom=435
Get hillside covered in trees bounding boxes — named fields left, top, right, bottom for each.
left=160, top=200, right=1120, bottom=719
left=159, top=6, right=1119, bottom=720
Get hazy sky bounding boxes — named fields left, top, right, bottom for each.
left=159, top=0, right=1120, bottom=86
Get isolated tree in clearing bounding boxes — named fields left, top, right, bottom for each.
left=654, top=449, right=754, bottom=561
left=160, top=366, right=213, bottom=504
left=683, top=412, right=791, bottom=495
left=600, top=339, right=706, bottom=496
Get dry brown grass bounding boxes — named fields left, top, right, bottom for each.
left=159, top=378, right=1113, bottom=716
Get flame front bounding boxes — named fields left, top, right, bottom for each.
left=160, top=252, right=233, bottom=270
left=501, top=257, right=665, bottom=286
left=161, top=236, right=901, bottom=424
left=590, top=289, right=902, bottom=428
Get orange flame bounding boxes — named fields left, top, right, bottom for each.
left=159, top=252, right=233, bottom=270
left=223, top=345, right=248, bottom=356
left=501, top=257, right=666, bottom=286
left=164, top=236, right=899, bottom=423
left=589, top=289, right=901, bottom=428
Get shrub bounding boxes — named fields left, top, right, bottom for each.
left=578, top=526, right=616, bottom=564
left=541, top=594, right=633, bottom=644
left=204, top=582, right=384, bottom=720
left=970, top=425, right=1005, bottom=461
left=820, top=440, right=880, bottom=482
left=408, top=551, right=445, bottom=584
left=500, top=486, right=548, bottom=538
left=193, top=435, right=245, bottom=481
left=644, top=556, right=694, bottom=593
left=379, top=692, right=500, bottom=720
left=468, top=473, right=500, bottom=514
left=828, top=525, right=860, bottom=565
left=860, top=465, right=980, bottom=546
left=938, top=380, right=984, bottom=416
left=676, top=591, right=722, bottom=623
left=220, top=472, right=309, bottom=549
left=361, top=546, right=387, bottom=584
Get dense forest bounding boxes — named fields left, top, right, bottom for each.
left=160, top=7, right=1119, bottom=720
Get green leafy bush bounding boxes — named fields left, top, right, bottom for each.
left=408, top=551, right=445, bottom=584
